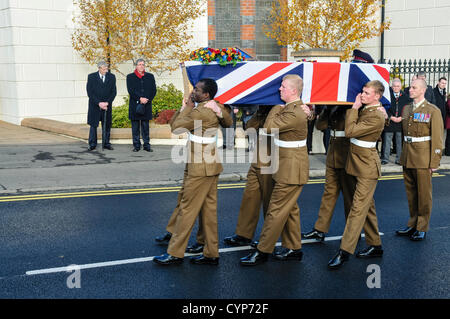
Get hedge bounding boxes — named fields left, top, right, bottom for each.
left=111, top=84, right=183, bottom=128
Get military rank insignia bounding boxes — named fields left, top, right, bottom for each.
left=413, top=113, right=430, bottom=122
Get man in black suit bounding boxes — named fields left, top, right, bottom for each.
left=86, top=61, right=117, bottom=151
left=126, top=59, right=157, bottom=152
left=433, top=77, right=447, bottom=124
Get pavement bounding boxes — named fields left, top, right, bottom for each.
left=1, top=118, right=450, bottom=195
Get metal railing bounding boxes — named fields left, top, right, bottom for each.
left=379, top=58, right=450, bottom=91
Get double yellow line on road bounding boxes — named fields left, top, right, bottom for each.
left=0, top=173, right=444, bottom=203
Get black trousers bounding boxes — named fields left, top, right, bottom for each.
left=322, top=128, right=330, bottom=153
left=131, top=120, right=150, bottom=149
left=89, top=116, right=111, bottom=148
left=307, top=118, right=316, bottom=153
left=445, top=129, right=450, bottom=156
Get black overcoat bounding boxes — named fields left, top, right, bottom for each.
left=86, top=71, right=117, bottom=127
left=126, top=72, right=157, bottom=121
left=433, top=86, right=447, bottom=123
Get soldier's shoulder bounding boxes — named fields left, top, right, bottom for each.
left=402, top=103, right=413, bottom=111
left=403, top=101, right=413, bottom=107
left=372, top=108, right=386, bottom=121
left=270, top=104, right=284, bottom=112
left=198, top=103, right=218, bottom=117
left=289, top=100, right=305, bottom=109
left=424, top=101, right=440, bottom=112
left=197, top=102, right=209, bottom=111
left=374, top=108, right=385, bottom=116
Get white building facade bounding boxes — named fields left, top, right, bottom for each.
left=0, top=0, right=207, bottom=125
left=0, top=0, right=449, bottom=125
left=359, top=0, right=450, bottom=61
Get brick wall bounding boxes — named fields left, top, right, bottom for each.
left=240, top=0, right=255, bottom=57
left=207, top=0, right=216, bottom=42
left=208, top=0, right=283, bottom=61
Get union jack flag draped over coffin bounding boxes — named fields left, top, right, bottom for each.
left=184, top=61, right=391, bottom=107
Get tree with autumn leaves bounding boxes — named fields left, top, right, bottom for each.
left=264, top=0, right=390, bottom=59
left=72, top=0, right=205, bottom=75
